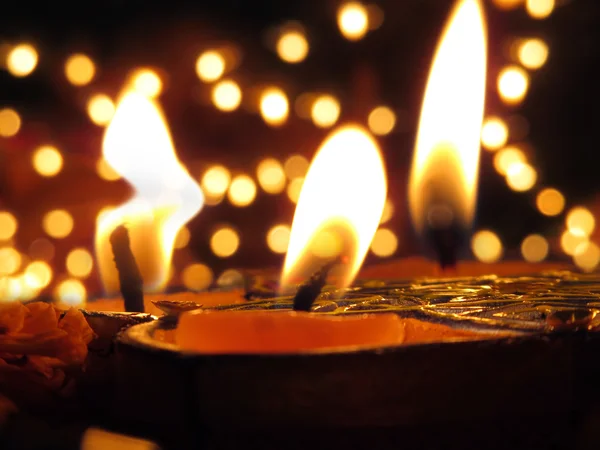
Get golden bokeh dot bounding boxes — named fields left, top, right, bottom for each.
left=64, top=53, right=96, bottom=86
left=42, top=210, right=74, bottom=239
left=370, top=228, right=398, bottom=257
left=480, top=117, right=509, bottom=151
left=574, top=241, right=600, bottom=272
left=491, top=0, right=523, bottom=10
left=201, top=165, right=231, bottom=197
left=196, top=51, right=226, bottom=82
left=506, top=162, right=537, bottom=192
left=521, top=234, right=549, bottom=263
left=0, top=211, right=18, bottom=241
left=182, top=263, right=213, bottom=291
left=131, top=69, right=162, bottom=98
left=212, top=80, right=242, bottom=112
left=96, top=158, right=121, bottom=181
left=276, top=31, right=309, bottom=63
left=518, top=38, right=549, bottom=70
left=498, top=66, right=529, bottom=105
left=471, top=230, right=503, bottom=263
left=368, top=106, right=396, bottom=136
left=32, top=145, right=63, bottom=177
left=87, top=94, right=115, bottom=126
left=257, top=158, right=286, bottom=194
left=0, top=108, right=21, bottom=137
left=0, top=247, right=22, bottom=275
left=216, top=269, right=244, bottom=288
left=210, top=227, right=240, bottom=258
left=266, top=224, right=291, bottom=254
left=561, top=230, right=588, bottom=256
left=310, top=230, right=343, bottom=259
left=56, top=279, right=87, bottom=306
left=66, top=248, right=94, bottom=278
left=228, top=175, right=257, bottom=207
left=174, top=226, right=191, bottom=249
left=287, top=177, right=304, bottom=204
left=28, top=238, right=55, bottom=261
left=24, top=261, right=52, bottom=289
left=311, top=95, right=340, bottom=128
left=493, top=146, right=526, bottom=175
left=380, top=199, right=394, bottom=224
left=283, top=155, right=309, bottom=180
left=536, top=188, right=565, bottom=217
left=259, top=88, right=289, bottom=126
left=566, top=207, right=596, bottom=237
left=526, top=0, right=555, bottom=19
left=337, top=2, right=369, bottom=41
left=6, top=43, right=38, bottom=77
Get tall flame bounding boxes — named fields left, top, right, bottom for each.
left=282, top=125, right=387, bottom=289
left=95, top=91, right=203, bottom=293
left=408, top=0, right=487, bottom=232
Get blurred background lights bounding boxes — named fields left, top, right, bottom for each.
left=42, top=209, right=74, bottom=239
left=518, top=38, right=549, bottom=70
left=491, top=0, right=523, bottom=10
left=24, top=261, right=52, bottom=289
left=0, top=108, right=21, bottom=137
left=0, top=247, right=22, bottom=276
left=276, top=31, right=309, bottom=63
left=259, top=88, right=289, bottom=126
left=210, top=227, right=239, bottom=257
left=497, top=66, right=529, bottom=105
left=66, top=248, right=94, bottom=278
left=0, top=211, right=17, bottom=241
left=471, top=230, right=503, bottom=263
left=182, top=263, right=213, bottom=291
left=370, top=228, right=398, bottom=257
left=201, top=165, right=231, bottom=198
left=286, top=177, right=304, bottom=204
left=266, top=224, right=291, bottom=254
left=526, top=0, right=555, bottom=19
left=493, top=146, right=526, bottom=175
left=6, top=43, right=38, bottom=77
left=32, top=145, right=63, bottom=177
left=56, top=279, right=87, bottom=306
left=480, top=117, right=508, bottom=151
left=368, top=106, right=396, bottom=136
left=196, top=50, right=226, bottom=82
left=520, top=234, right=549, bottom=262
left=96, top=157, right=121, bottom=181
left=228, top=174, right=257, bottom=206
left=561, top=230, right=588, bottom=256
left=506, top=162, right=537, bottom=192
left=566, top=207, right=595, bottom=237
left=216, top=269, right=244, bottom=288
left=87, top=94, right=115, bottom=126
left=573, top=241, right=600, bottom=272
left=380, top=199, right=394, bottom=224
left=309, top=230, right=343, bottom=258
left=257, top=158, right=286, bottom=194
left=64, top=53, right=95, bottom=86
left=536, top=188, right=565, bottom=216
left=337, top=2, right=369, bottom=41
left=174, top=226, right=191, bottom=249
left=283, top=155, right=309, bottom=180
left=131, top=69, right=163, bottom=98
left=212, top=80, right=242, bottom=111
left=311, top=95, right=340, bottom=128
left=28, top=238, right=55, bottom=261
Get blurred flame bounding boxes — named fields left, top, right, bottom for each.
left=95, top=91, right=203, bottom=293
left=408, top=0, right=487, bottom=233
left=281, top=125, right=386, bottom=289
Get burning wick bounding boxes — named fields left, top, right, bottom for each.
left=292, top=259, right=341, bottom=311
left=109, top=225, right=145, bottom=312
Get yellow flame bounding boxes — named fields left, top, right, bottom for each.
left=281, top=125, right=386, bottom=289
left=408, top=0, right=487, bottom=233
left=95, top=91, right=203, bottom=293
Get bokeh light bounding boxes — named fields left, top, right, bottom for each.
left=574, top=242, right=600, bottom=272
left=32, top=145, right=63, bottom=177
left=210, top=227, right=240, bottom=258
left=380, top=199, right=394, bottom=224
left=259, top=88, right=289, bottom=126
left=566, top=207, right=596, bottom=237
left=337, top=2, right=369, bottom=41
left=498, top=66, right=529, bottom=105
left=216, top=269, right=244, bottom=288
left=276, top=31, right=309, bottom=63
left=267, top=224, right=291, bottom=254
left=309, top=230, right=343, bottom=258
left=131, top=69, right=163, bottom=98
left=87, top=94, right=115, bottom=126
left=228, top=175, right=257, bottom=206
left=0, top=211, right=17, bottom=241
left=212, top=80, right=242, bottom=111
left=0, top=108, right=21, bottom=137
left=0, top=247, right=22, bottom=275
left=6, top=43, right=38, bottom=77
left=506, top=162, right=537, bottom=192
left=256, top=158, right=286, bottom=194
left=561, top=230, right=588, bottom=256
left=42, top=209, right=74, bottom=239
left=368, top=106, right=396, bottom=136
left=96, top=157, right=121, bottom=181
left=64, top=53, right=96, bottom=86
left=526, top=0, right=555, bottom=19
left=24, top=261, right=52, bottom=289
left=480, top=117, right=508, bottom=151
left=536, top=188, right=565, bottom=216
left=283, top=155, right=310, bottom=180
left=174, top=226, right=191, bottom=249
left=491, top=0, right=523, bottom=10
left=182, top=263, right=213, bottom=291
left=370, top=228, right=398, bottom=257
left=56, top=279, right=87, bottom=306
left=286, top=177, right=304, bottom=204
left=66, top=248, right=94, bottom=278
left=518, top=38, right=549, bottom=70
left=493, top=146, right=526, bottom=175
left=471, top=230, right=503, bottom=263
left=196, top=51, right=226, bottom=82
left=202, top=165, right=231, bottom=199
left=521, top=234, right=549, bottom=262
left=28, top=238, right=55, bottom=261
left=311, top=95, right=340, bottom=128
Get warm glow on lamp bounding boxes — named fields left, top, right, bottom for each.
left=282, top=125, right=386, bottom=289
left=408, top=0, right=487, bottom=236
left=95, top=90, right=203, bottom=294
